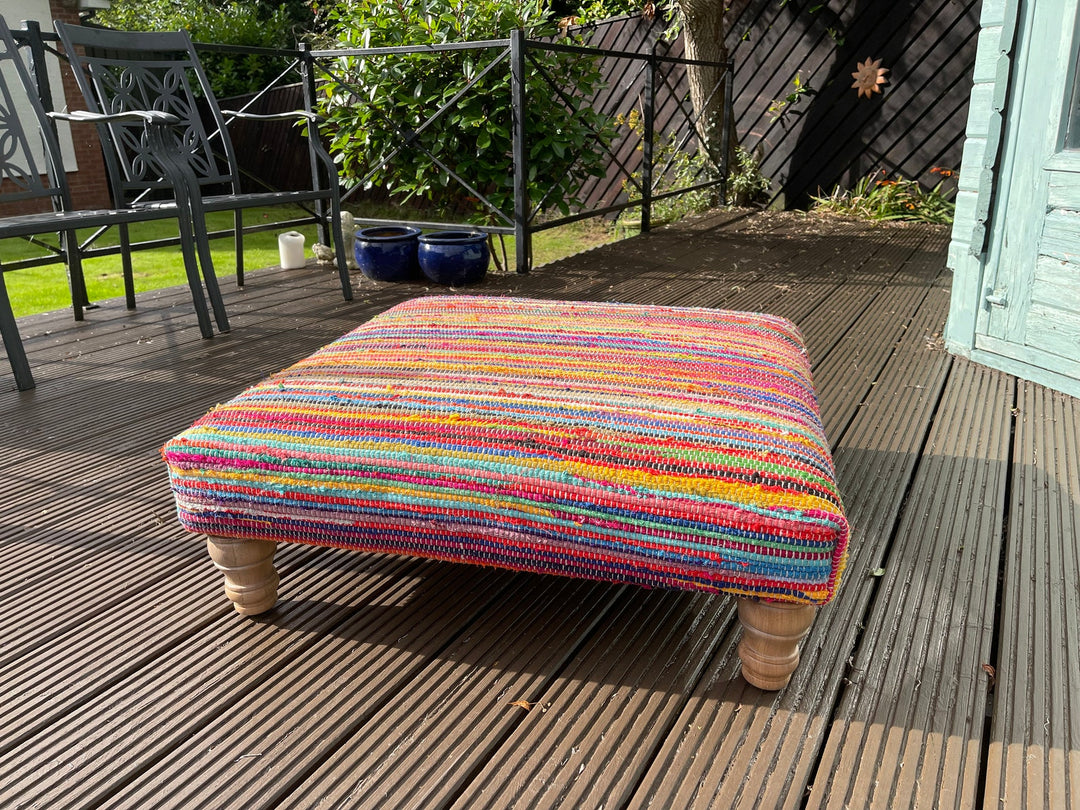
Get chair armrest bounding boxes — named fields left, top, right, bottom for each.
left=220, top=110, right=324, bottom=124
left=48, top=110, right=181, bottom=126
left=221, top=109, right=337, bottom=181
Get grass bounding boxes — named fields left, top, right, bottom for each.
left=490, top=219, right=620, bottom=274
left=3, top=207, right=322, bottom=318
left=3, top=207, right=622, bottom=318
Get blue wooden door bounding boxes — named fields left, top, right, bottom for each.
left=977, top=1, right=1080, bottom=378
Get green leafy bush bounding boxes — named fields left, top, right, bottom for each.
left=618, top=105, right=774, bottom=221
left=726, top=145, right=770, bottom=207
left=96, top=0, right=310, bottom=98
left=313, top=0, right=616, bottom=223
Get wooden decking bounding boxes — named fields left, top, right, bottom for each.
left=1, top=211, right=1076, bottom=809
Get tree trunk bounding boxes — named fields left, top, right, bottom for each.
left=676, top=0, right=738, bottom=202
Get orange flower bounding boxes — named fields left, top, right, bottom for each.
left=930, top=167, right=954, bottom=177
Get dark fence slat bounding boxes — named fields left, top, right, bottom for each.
left=732, top=0, right=981, bottom=207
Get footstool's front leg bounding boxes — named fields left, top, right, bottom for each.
left=736, top=597, right=817, bottom=690
left=206, top=536, right=279, bottom=616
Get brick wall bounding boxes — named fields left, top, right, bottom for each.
left=51, top=2, right=111, bottom=211
left=0, top=1, right=112, bottom=219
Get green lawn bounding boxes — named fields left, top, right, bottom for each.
left=495, top=219, right=620, bottom=273
left=2, top=207, right=622, bottom=318
left=1, top=208, right=321, bottom=318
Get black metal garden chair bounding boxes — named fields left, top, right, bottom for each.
left=0, top=15, right=227, bottom=391
left=53, top=21, right=353, bottom=303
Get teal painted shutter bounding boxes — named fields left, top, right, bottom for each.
left=977, top=0, right=1080, bottom=380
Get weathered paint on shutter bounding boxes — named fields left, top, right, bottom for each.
left=946, top=0, right=1080, bottom=399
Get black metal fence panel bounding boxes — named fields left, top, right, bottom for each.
left=534, top=5, right=980, bottom=209
left=290, top=32, right=730, bottom=270
left=222, top=17, right=727, bottom=234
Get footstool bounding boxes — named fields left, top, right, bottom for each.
left=163, top=296, right=848, bottom=690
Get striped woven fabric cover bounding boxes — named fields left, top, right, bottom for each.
left=164, top=296, right=848, bottom=604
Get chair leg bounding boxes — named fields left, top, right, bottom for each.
left=146, top=123, right=224, bottom=338
left=63, top=229, right=89, bottom=322
left=194, top=211, right=230, bottom=334
left=0, top=275, right=35, bottom=391
left=170, top=165, right=228, bottom=333
left=307, top=118, right=352, bottom=301
left=174, top=183, right=217, bottom=337
left=329, top=198, right=353, bottom=302
left=167, top=194, right=214, bottom=340
left=120, top=223, right=136, bottom=310
left=315, top=196, right=331, bottom=248
left=177, top=225, right=214, bottom=339
left=234, top=209, right=244, bottom=288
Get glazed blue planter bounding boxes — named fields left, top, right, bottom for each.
left=417, top=231, right=489, bottom=286
left=354, top=225, right=421, bottom=282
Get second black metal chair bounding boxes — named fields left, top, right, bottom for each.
left=54, top=22, right=353, bottom=309
left=0, top=15, right=227, bottom=390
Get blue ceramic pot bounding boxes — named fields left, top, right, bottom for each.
left=417, top=231, right=489, bottom=286
left=354, top=225, right=421, bottom=281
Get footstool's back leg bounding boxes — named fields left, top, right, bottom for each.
left=206, top=536, right=279, bottom=616
left=736, top=598, right=817, bottom=690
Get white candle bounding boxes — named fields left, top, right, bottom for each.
left=278, top=231, right=306, bottom=269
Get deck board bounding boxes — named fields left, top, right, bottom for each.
left=272, top=576, right=627, bottom=810
left=449, top=591, right=733, bottom=809
left=985, top=383, right=1080, bottom=809
left=94, top=559, right=525, bottom=809
left=1, top=211, right=1077, bottom=808
left=807, top=358, right=1013, bottom=809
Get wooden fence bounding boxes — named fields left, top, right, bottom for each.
left=727, top=0, right=982, bottom=207
left=208, top=86, right=315, bottom=195
left=580, top=1, right=982, bottom=208
left=567, top=14, right=698, bottom=216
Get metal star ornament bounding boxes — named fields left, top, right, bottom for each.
left=852, top=58, right=889, bottom=98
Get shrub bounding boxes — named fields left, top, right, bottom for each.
left=617, top=108, right=714, bottom=224
left=313, top=0, right=616, bottom=223
left=96, top=0, right=310, bottom=98
left=810, top=168, right=956, bottom=225
left=727, top=145, right=770, bottom=207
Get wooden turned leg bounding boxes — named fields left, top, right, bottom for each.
left=206, top=536, right=279, bottom=616
left=736, top=597, right=816, bottom=691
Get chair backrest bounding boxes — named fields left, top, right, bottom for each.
left=0, top=15, right=74, bottom=213
left=53, top=22, right=241, bottom=207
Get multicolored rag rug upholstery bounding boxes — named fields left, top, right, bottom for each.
left=164, top=296, right=848, bottom=604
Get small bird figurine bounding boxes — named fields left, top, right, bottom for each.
left=312, top=243, right=335, bottom=264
